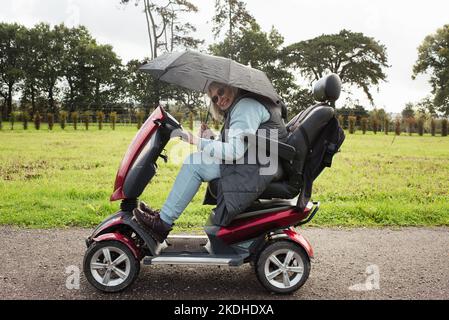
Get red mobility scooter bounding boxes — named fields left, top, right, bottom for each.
left=83, top=74, right=345, bottom=294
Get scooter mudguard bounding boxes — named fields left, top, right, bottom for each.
left=93, top=232, right=142, bottom=260
left=87, top=211, right=129, bottom=243
left=86, top=211, right=158, bottom=257
left=283, top=228, right=314, bottom=259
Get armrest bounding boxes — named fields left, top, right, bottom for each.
left=247, top=133, right=296, bottom=161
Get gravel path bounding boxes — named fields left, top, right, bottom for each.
left=0, top=226, right=448, bottom=300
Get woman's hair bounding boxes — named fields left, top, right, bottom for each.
left=207, top=81, right=240, bottom=121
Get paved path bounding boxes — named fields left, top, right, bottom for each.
left=0, top=226, right=448, bottom=300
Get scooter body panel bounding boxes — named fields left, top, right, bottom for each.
left=111, top=107, right=165, bottom=201
left=216, top=207, right=311, bottom=245
left=110, top=106, right=181, bottom=202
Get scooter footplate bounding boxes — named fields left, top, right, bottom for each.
left=143, top=253, right=244, bottom=267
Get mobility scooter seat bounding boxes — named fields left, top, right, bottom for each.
left=233, top=198, right=298, bottom=220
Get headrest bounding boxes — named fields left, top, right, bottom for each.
left=313, top=74, right=342, bottom=102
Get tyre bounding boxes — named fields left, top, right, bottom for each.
left=83, top=240, right=140, bottom=293
left=255, top=240, right=310, bottom=294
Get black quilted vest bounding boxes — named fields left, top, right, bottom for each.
left=203, top=93, right=288, bottom=226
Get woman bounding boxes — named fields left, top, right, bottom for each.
left=134, top=82, right=288, bottom=242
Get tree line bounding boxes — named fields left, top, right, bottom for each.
left=1, top=0, right=448, bottom=125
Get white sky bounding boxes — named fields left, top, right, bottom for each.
left=1, top=0, right=448, bottom=113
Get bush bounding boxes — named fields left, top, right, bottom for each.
left=60, top=111, right=68, bottom=130
left=47, top=113, right=54, bottom=130
left=395, top=118, right=401, bottom=136
left=71, top=112, right=79, bottom=130
left=417, top=117, right=425, bottom=136
left=338, top=115, right=345, bottom=129
left=110, top=112, right=117, bottom=130
left=361, top=118, right=368, bottom=134
left=83, top=111, right=91, bottom=130
left=430, top=118, right=436, bottom=136
left=136, top=111, right=145, bottom=130
left=442, top=119, right=448, bottom=137
left=348, top=116, right=357, bottom=134
left=10, top=112, right=16, bottom=130
left=384, top=118, right=390, bottom=135
left=406, top=117, right=416, bottom=136
left=0, top=114, right=2, bottom=130
left=33, top=112, right=41, bottom=130
left=371, top=117, right=379, bottom=135
left=189, top=111, right=194, bottom=130
left=96, top=111, right=105, bottom=130
left=23, top=111, right=29, bottom=130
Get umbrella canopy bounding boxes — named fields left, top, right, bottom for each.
left=139, top=50, right=282, bottom=105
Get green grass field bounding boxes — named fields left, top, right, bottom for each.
left=1, top=123, right=448, bottom=230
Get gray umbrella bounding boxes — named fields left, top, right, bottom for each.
left=139, top=50, right=282, bottom=105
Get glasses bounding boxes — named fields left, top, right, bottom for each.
left=211, top=87, right=225, bottom=104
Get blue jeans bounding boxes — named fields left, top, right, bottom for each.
left=159, top=152, right=220, bottom=225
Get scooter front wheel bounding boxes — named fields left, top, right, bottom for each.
left=83, top=240, right=140, bottom=293
left=255, top=240, right=310, bottom=294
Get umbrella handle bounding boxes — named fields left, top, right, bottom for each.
left=205, top=109, right=210, bottom=125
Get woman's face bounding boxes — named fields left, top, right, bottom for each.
left=209, top=86, right=235, bottom=111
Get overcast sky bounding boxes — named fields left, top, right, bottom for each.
left=2, top=0, right=448, bottom=113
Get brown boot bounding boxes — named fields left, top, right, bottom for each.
left=139, top=201, right=160, bottom=217
left=133, top=208, right=172, bottom=243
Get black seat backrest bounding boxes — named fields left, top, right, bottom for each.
left=281, top=73, right=343, bottom=196
left=281, top=105, right=335, bottom=191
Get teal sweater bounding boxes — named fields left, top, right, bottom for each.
left=198, top=98, right=270, bottom=161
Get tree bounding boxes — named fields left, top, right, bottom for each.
left=0, top=23, right=27, bottom=119
left=337, top=103, right=369, bottom=120
left=121, top=1, right=203, bottom=109
left=282, top=29, right=389, bottom=104
left=415, top=96, right=438, bottom=118
left=34, top=23, right=65, bottom=114
left=170, top=85, right=203, bottom=113
left=212, top=0, right=254, bottom=58
left=126, top=59, right=171, bottom=113
left=58, top=25, right=96, bottom=112
left=21, top=25, right=46, bottom=115
left=55, top=25, right=126, bottom=111
left=90, top=44, right=126, bottom=108
left=121, top=0, right=202, bottom=59
left=285, top=88, right=316, bottom=119
left=402, top=102, right=415, bottom=119
left=210, top=22, right=311, bottom=116
left=413, top=25, right=449, bottom=116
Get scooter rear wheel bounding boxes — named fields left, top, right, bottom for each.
left=83, top=240, right=140, bottom=293
left=256, top=240, right=310, bottom=294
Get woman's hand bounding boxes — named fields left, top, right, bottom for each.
left=180, top=130, right=199, bottom=146
left=200, top=122, right=216, bottom=139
